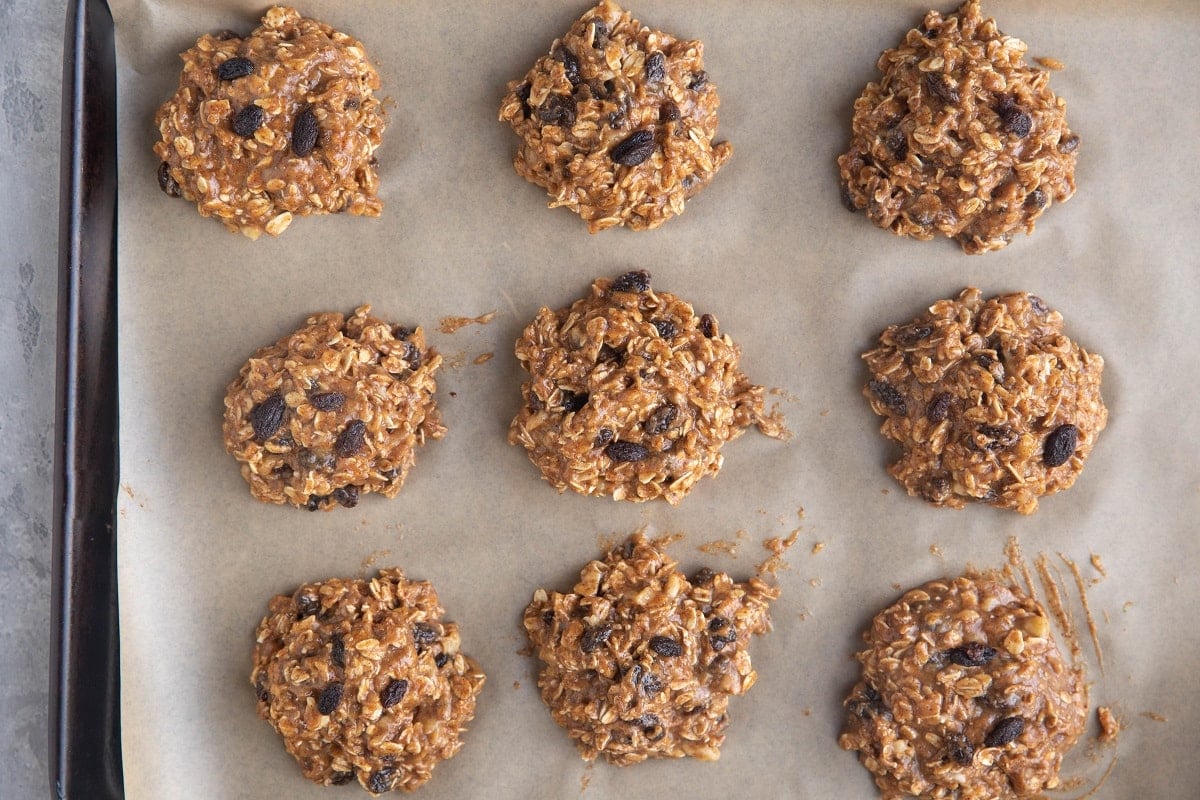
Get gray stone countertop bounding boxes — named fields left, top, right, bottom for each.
left=2, top=0, right=67, bottom=796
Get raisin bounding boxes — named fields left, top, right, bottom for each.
left=249, top=393, right=286, bottom=440
left=291, top=107, right=319, bottom=157
left=598, top=344, right=625, bottom=364
left=645, top=51, right=666, bottom=82
left=925, top=474, right=952, bottom=502
left=1059, top=133, right=1081, bottom=153
left=610, top=130, right=656, bottom=166
left=868, top=380, right=908, bottom=416
left=309, top=391, right=345, bottom=411
left=231, top=104, right=265, bottom=138
left=515, top=82, right=532, bottom=117
left=305, top=494, right=325, bottom=512
left=401, top=341, right=422, bottom=370
left=298, top=448, right=337, bottom=472
left=640, top=672, right=664, bottom=696
left=331, top=634, right=346, bottom=668
left=344, top=97, right=360, bottom=111
left=560, top=390, right=589, bottom=413
left=659, top=102, right=680, bottom=122
left=581, top=623, right=613, bottom=654
left=927, top=392, right=952, bottom=423
left=840, top=181, right=859, bottom=213
left=330, top=772, right=355, bottom=786
left=590, top=19, right=608, bottom=48
left=296, top=593, right=319, bottom=619
left=925, top=72, right=960, bottom=104
left=1028, top=295, right=1049, bottom=315
left=708, top=617, right=737, bottom=650
left=689, top=71, right=708, bottom=90
left=555, top=47, right=581, bottom=86
left=334, top=420, right=367, bottom=457
left=976, top=353, right=995, bottom=370
left=317, top=682, right=344, bottom=715
left=276, top=431, right=294, bottom=450
left=157, top=162, right=181, bottom=197
left=894, top=323, right=932, bottom=345
left=652, top=319, right=678, bottom=339
left=612, top=270, right=651, bottom=293
left=393, top=326, right=412, bottom=340
left=412, top=623, right=438, bottom=647
left=979, top=425, right=1017, bottom=451
left=699, top=314, right=717, bottom=338
left=1043, top=423, right=1078, bottom=467
left=254, top=676, right=270, bottom=703
left=214, top=29, right=241, bottom=41
left=691, top=567, right=715, bottom=585
left=862, top=686, right=881, bottom=702
left=593, top=428, right=614, bottom=448
left=434, top=652, right=450, bottom=668
left=885, top=126, right=908, bottom=159
left=538, top=94, right=577, bottom=128
left=645, top=404, right=678, bottom=435
left=368, top=769, right=395, bottom=794
left=1000, top=106, right=1032, bottom=138
left=984, top=716, right=1025, bottom=748
left=945, top=642, right=997, bottom=667
left=381, top=678, right=409, bottom=709
left=606, top=441, right=649, bottom=462
left=637, top=712, right=662, bottom=731
left=1025, top=188, right=1048, bottom=209
left=216, top=56, right=254, bottom=81
left=649, top=636, right=682, bottom=657
left=947, top=733, right=974, bottom=765
left=332, top=485, right=359, bottom=509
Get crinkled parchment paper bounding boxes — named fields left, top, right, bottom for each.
left=113, top=1, right=1200, bottom=797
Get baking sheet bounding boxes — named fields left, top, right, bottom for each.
left=112, top=1, right=1200, bottom=797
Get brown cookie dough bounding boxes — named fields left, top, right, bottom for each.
left=840, top=574, right=1087, bottom=800
left=251, top=569, right=486, bottom=794
left=499, top=0, right=731, bottom=232
left=508, top=271, right=784, bottom=504
left=223, top=305, right=444, bottom=511
left=154, top=6, right=386, bottom=239
left=524, top=534, right=778, bottom=764
left=862, top=288, right=1105, bottom=514
left=837, top=0, right=1079, bottom=254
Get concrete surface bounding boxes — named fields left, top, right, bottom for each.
left=1, top=0, right=66, bottom=796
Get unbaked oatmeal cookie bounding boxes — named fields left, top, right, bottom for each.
left=252, top=569, right=486, bottom=794
left=154, top=6, right=386, bottom=238
left=840, top=574, right=1087, bottom=800
left=499, top=0, right=731, bottom=232
left=223, top=305, right=444, bottom=511
left=862, top=288, right=1105, bottom=514
left=508, top=271, right=785, bottom=504
left=837, top=0, right=1080, bottom=254
left=524, top=534, right=778, bottom=764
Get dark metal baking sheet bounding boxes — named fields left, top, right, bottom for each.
left=51, top=0, right=123, bottom=797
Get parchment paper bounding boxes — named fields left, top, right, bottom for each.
left=113, top=2, right=1200, bottom=797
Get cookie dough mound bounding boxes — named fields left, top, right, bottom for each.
left=499, top=0, right=731, bottom=232
left=862, top=288, right=1105, bottom=514
left=223, top=305, right=444, bottom=511
left=524, top=534, right=778, bottom=764
left=508, top=271, right=784, bottom=504
left=837, top=0, right=1079, bottom=254
left=840, top=574, right=1087, bottom=800
left=252, top=569, right=486, bottom=794
left=154, top=6, right=386, bottom=239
